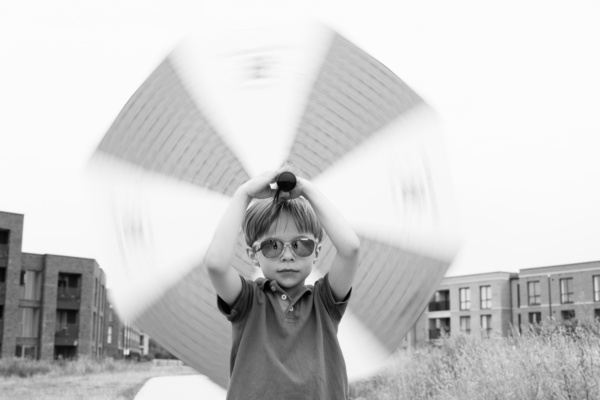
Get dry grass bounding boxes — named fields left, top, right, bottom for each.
left=0, top=358, right=197, bottom=400
left=350, top=318, right=600, bottom=400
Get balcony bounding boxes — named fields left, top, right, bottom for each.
left=429, top=328, right=450, bottom=340
left=58, top=287, right=80, bottom=301
left=56, top=323, right=79, bottom=337
left=428, top=300, right=450, bottom=312
left=55, top=323, right=79, bottom=346
left=57, top=288, right=80, bottom=309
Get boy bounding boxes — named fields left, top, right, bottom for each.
left=205, top=169, right=360, bottom=400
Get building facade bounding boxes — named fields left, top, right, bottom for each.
left=104, top=296, right=149, bottom=360
left=0, top=211, right=107, bottom=360
left=406, top=261, right=600, bottom=346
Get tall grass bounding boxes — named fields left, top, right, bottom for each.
left=350, top=319, right=600, bottom=400
left=0, top=356, right=154, bottom=378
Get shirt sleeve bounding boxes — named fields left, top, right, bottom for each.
left=316, top=273, right=352, bottom=323
left=217, top=275, right=254, bottom=323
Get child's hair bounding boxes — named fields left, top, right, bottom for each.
left=242, top=198, right=324, bottom=247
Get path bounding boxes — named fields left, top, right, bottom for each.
left=134, top=375, right=226, bottom=400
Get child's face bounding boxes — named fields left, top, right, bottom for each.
left=250, top=212, right=319, bottom=293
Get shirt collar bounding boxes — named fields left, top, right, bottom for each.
left=257, top=277, right=314, bottom=295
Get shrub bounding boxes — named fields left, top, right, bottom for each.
left=0, top=356, right=153, bottom=378
left=0, top=358, right=52, bottom=378
left=350, top=318, right=600, bottom=399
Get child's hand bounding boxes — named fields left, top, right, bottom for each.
left=240, top=170, right=281, bottom=200
left=277, top=175, right=309, bottom=202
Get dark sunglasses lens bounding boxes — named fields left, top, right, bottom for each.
left=291, top=238, right=315, bottom=256
left=261, top=239, right=284, bottom=258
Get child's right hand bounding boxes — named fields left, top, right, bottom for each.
left=239, top=170, right=282, bottom=200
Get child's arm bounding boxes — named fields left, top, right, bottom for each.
left=296, top=178, right=361, bottom=301
left=204, top=171, right=280, bottom=306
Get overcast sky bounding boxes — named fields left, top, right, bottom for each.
left=1, top=0, right=600, bottom=292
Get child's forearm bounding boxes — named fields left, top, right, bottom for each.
left=301, top=181, right=361, bottom=257
left=204, top=187, right=251, bottom=273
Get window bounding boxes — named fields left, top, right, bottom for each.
left=58, top=273, right=81, bottom=289
left=99, top=316, right=104, bottom=344
left=460, top=316, right=471, bottom=334
left=94, top=278, right=98, bottom=306
left=594, top=276, right=600, bottom=302
left=528, top=281, right=541, bottom=305
left=529, top=312, right=542, bottom=324
left=595, top=309, right=600, bottom=321
left=15, top=345, right=37, bottom=359
left=0, top=267, right=6, bottom=283
left=517, top=284, right=521, bottom=307
left=93, top=312, right=97, bottom=341
left=0, top=229, right=9, bottom=244
left=20, top=270, right=42, bottom=301
left=0, top=305, right=3, bottom=322
left=107, top=326, right=113, bottom=344
left=480, top=285, right=492, bottom=309
left=560, top=278, right=574, bottom=304
left=481, top=315, right=492, bottom=337
left=108, top=306, right=113, bottom=323
left=459, top=288, right=471, bottom=310
left=561, top=310, right=575, bottom=321
left=19, top=308, right=40, bottom=337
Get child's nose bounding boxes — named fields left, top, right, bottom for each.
left=281, top=245, right=295, bottom=260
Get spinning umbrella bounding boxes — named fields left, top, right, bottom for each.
left=89, top=20, right=460, bottom=388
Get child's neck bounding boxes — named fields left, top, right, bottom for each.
left=281, top=280, right=306, bottom=299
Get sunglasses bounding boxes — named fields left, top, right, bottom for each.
left=256, top=237, right=316, bottom=258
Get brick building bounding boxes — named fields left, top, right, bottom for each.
left=104, top=296, right=149, bottom=360
left=405, top=261, right=600, bottom=346
left=0, top=211, right=108, bottom=360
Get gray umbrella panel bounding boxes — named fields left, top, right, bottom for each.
left=97, top=58, right=250, bottom=197
left=287, top=33, right=423, bottom=178
left=94, top=29, right=452, bottom=388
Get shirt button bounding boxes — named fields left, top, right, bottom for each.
left=281, top=294, right=287, bottom=300
left=270, top=286, right=276, bottom=291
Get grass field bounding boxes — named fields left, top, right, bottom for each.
left=3, top=319, right=599, bottom=400
left=0, top=358, right=197, bottom=400
left=349, top=318, right=600, bottom=399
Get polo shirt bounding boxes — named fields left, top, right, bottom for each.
left=217, top=273, right=351, bottom=400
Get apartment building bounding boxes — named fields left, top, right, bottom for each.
left=405, top=261, right=600, bottom=346
left=104, top=297, right=149, bottom=360
left=511, top=261, right=600, bottom=331
left=0, top=211, right=107, bottom=360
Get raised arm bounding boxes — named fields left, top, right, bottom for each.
left=204, top=171, right=280, bottom=305
left=297, top=179, right=360, bottom=301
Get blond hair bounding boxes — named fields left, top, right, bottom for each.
left=242, top=198, right=323, bottom=247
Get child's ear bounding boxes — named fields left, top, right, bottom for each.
left=246, top=247, right=261, bottom=268
left=313, top=243, right=322, bottom=264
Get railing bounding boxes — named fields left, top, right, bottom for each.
left=55, top=323, right=79, bottom=338
left=429, top=329, right=450, bottom=340
left=57, top=287, right=80, bottom=302
left=428, top=300, right=450, bottom=312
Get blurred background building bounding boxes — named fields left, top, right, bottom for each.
left=405, top=261, right=600, bottom=347
left=0, top=210, right=148, bottom=360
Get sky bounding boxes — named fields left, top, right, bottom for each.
left=1, top=0, right=600, bottom=292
